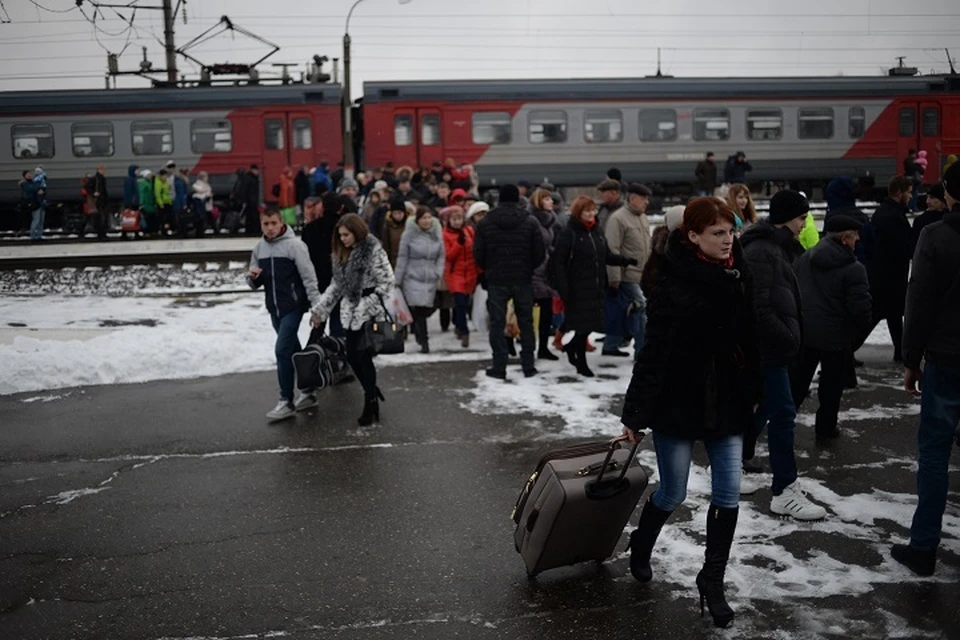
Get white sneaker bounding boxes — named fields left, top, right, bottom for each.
left=266, top=400, right=295, bottom=421
left=294, top=392, right=318, bottom=412
left=740, top=467, right=760, bottom=496
left=770, top=480, right=827, bottom=520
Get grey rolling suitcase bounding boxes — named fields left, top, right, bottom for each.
left=512, top=436, right=648, bottom=576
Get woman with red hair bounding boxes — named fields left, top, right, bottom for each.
left=549, top=195, right=635, bottom=376
left=620, top=197, right=761, bottom=629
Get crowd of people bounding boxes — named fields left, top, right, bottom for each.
left=243, top=155, right=960, bottom=628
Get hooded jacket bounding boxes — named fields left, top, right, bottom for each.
left=311, top=235, right=395, bottom=331
left=621, top=231, right=761, bottom=439
left=123, top=165, right=139, bottom=209
left=741, top=220, right=804, bottom=364
left=903, top=206, right=960, bottom=369
left=137, top=176, right=156, bottom=214
left=531, top=207, right=561, bottom=299
left=473, top=202, right=546, bottom=287
left=246, top=225, right=322, bottom=319
left=395, top=216, right=445, bottom=308
left=794, top=236, right=872, bottom=351
left=154, top=176, right=172, bottom=207
left=724, top=152, right=753, bottom=184
left=443, top=224, right=479, bottom=295
left=173, top=174, right=189, bottom=213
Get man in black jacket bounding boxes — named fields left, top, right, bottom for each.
left=891, top=162, right=960, bottom=577
left=911, top=183, right=948, bottom=251
left=790, top=215, right=872, bottom=442
left=473, top=184, right=546, bottom=379
left=868, top=175, right=914, bottom=362
left=741, top=189, right=827, bottom=521
left=695, top=152, right=717, bottom=195
left=243, top=165, right=262, bottom=236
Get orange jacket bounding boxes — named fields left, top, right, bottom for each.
left=278, top=171, right=296, bottom=208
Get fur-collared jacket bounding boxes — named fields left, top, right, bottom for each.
left=311, top=234, right=395, bottom=331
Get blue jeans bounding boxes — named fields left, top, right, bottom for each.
left=270, top=311, right=304, bottom=402
left=754, top=364, right=798, bottom=494
left=30, top=206, right=45, bottom=240
left=651, top=431, right=743, bottom=510
left=453, top=293, right=470, bottom=336
left=603, top=283, right=646, bottom=356
left=909, top=361, right=960, bottom=550
left=486, top=284, right=535, bottom=372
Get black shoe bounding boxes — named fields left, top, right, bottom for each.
left=891, top=544, right=936, bottom=576
left=629, top=498, right=673, bottom=582
left=357, top=395, right=380, bottom=426
left=696, top=504, right=738, bottom=628
left=507, top=341, right=517, bottom=357
left=815, top=428, right=840, bottom=443
left=576, top=364, right=595, bottom=377
left=485, top=368, right=507, bottom=380
left=537, top=348, right=559, bottom=361
left=602, top=349, right=631, bottom=358
left=741, top=461, right=765, bottom=474
left=523, top=368, right=538, bottom=378
left=420, top=342, right=430, bottom=354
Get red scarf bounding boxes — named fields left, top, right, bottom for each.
left=583, top=218, right=597, bottom=230
left=696, top=249, right=734, bottom=268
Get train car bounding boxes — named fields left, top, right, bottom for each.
left=361, top=75, right=960, bottom=190
left=0, top=83, right=343, bottom=214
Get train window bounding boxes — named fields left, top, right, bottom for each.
left=798, top=108, right=834, bottom=139
left=848, top=107, right=866, bottom=139
left=472, top=112, right=511, bottom=145
left=264, top=118, right=284, bottom=150
left=12, top=124, right=55, bottom=159
left=529, top=110, right=567, bottom=144
left=131, top=120, right=173, bottom=155
left=293, top=118, right=313, bottom=150
left=638, top=109, right=677, bottom=142
left=394, top=115, right=413, bottom=146
left=584, top=110, right=623, bottom=144
left=190, top=119, right=232, bottom=153
left=71, top=122, right=114, bottom=157
left=746, top=109, right=783, bottom=141
left=922, top=107, right=939, bottom=137
left=692, top=109, right=730, bottom=141
left=421, top=115, right=441, bottom=146
left=898, top=108, right=915, bottom=137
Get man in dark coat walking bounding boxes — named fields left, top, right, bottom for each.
left=724, top=151, right=752, bottom=184
left=741, top=189, right=827, bottom=521
left=243, top=165, right=262, bottom=236
left=790, top=215, right=872, bottom=442
left=695, top=152, right=718, bottom=195
left=473, top=184, right=546, bottom=379
left=891, top=161, right=960, bottom=577
left=868, top=175, right=913, bottom=362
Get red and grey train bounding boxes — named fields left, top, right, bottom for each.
left=1, top=74, right=958, bottom=211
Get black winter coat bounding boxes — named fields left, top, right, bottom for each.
left=301, top=215, right=339, bottom=292
left=903, top=206, right=960, bottom=369
left=824, top=204, right=875, bottom=268
left=550, top=218, right=633, bottom=332
left=473, top=203, right=546, bottom=287
left=794, top=236, right=872, bottom=352
left=621, top=232, right=761, bottom=439
left=741, top=220, right=804, bottom=365
left=870, top=197, right=913, bottom=317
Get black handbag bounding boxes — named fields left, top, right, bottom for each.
left=358, top=295, right=405, bottom=355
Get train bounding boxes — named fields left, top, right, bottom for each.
left=1, top=73, right=958, bottom=213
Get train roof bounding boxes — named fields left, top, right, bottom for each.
left=363, top=75, right=960, bottom=102
left=0, top=83, right=343, bottom=115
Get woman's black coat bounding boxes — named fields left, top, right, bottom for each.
left=550, top=217, right=633, bottom=333
left=621, top=231, right=762, bottom=440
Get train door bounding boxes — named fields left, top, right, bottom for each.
left=392, top=110, right=418, bottom=170
left=417, top=108, right=444, bottom=168
left=919, top=101, right=942, bottom=180
left=262, top=112, right=288, bottom=203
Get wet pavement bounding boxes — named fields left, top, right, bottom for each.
left=1, top=345, right=958, bottom=640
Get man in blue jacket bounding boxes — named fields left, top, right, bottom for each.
left=248, top=208, right=323, bottom=421
left=19, top=169, right=45, bottom=241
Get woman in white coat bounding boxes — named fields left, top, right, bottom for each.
left=394, top=206, right=445, bottom=353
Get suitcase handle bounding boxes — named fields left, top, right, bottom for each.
left=586, top=434, right=644, bottom=500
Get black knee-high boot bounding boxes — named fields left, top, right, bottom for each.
left=629, top=497, right=673, bottom=582
left=696, top=504, right=738, bottom=628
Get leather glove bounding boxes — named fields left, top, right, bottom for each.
left=627, top=257, right=639, bottom=266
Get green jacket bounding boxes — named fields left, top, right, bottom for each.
left=154, top=177, right=172, bottom=207
left=799, top=213, right=820, bottom=250
left=138, top=178, right=156, bottom=213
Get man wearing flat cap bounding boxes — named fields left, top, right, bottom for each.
left=790, top=214, right=872, bottom=443
left=892, top=161, right=960, bottom=577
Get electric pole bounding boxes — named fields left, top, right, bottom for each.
left=162, top=0, right=178, bottom=84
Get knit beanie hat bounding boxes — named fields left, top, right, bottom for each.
left=499, top=184, right=520, bottom=203
left=768, top=190, right=809, bottom=224
left=942, top=161, right=960, bottom=202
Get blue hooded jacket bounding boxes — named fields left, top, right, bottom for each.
left=123, top=165, right=139, bottom=208
left=311, top=165, right=333, bottom=193
left=824, top=176, right=875, bottom=267
left=173, top=174, right=189, bottom=213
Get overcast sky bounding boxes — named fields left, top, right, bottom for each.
left=2, top=0, right=959, bottom=96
